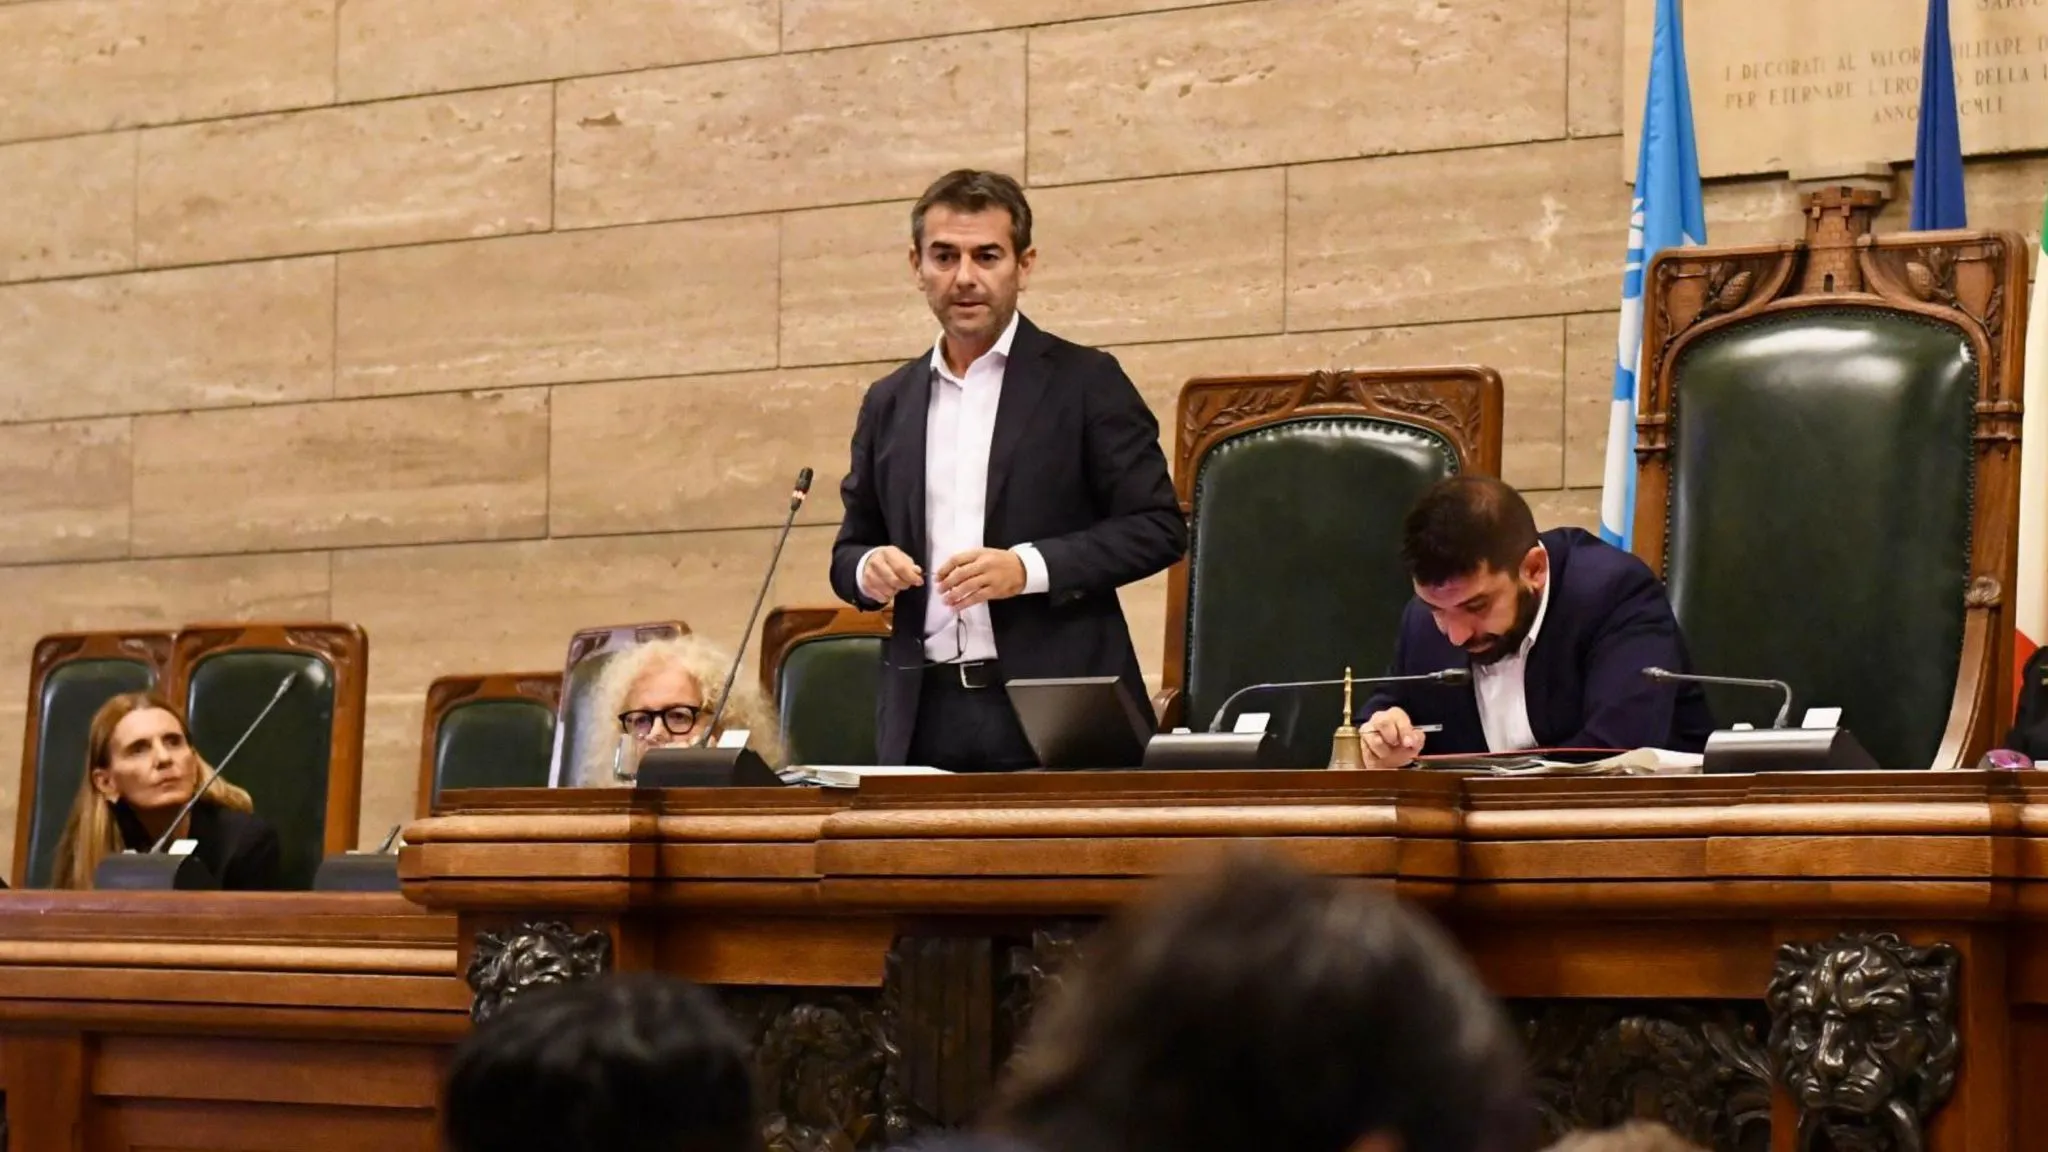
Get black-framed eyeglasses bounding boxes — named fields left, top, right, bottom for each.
left=883, top=615, right=973, bottom=672
left=617, top=705, right=703, bottom=739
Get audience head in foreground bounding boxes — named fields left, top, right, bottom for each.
left=444, top=973, right=755, bottom=1152
left=987, top=850, right=1534, bottom=1152
left=1356, top=475, right=1714, bottom=768
left=1543, top=1122, right=1707, bottom=1152
left=51, top=691, right=281, bottom=890
left=579, top=635, right=783, bottom=785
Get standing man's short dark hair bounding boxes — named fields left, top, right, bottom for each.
left=912, top=169, right=1033, bottom=256
left=987, top=851, right=1534, bottom=1152
left=443, top=973, right=756, bottom=1152
left=1402, top=474, right=1541, bottom=586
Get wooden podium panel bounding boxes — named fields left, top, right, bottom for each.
left=404, top=770, right=2048, bottom=1152
left=11, top=771, right=2048, bottom=1151
left=0, top=891, right=464, bottom=1152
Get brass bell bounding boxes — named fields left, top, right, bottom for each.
left=1328, top=665, right=1367, bottom=771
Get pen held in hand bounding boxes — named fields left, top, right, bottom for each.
left=1413, top=724, right=1443, bottom=734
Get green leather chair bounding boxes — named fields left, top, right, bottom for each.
left=418, top=673, right=561, bottom=812
left=172, top=623, right=367, bottom=889
left=761, top=606, right=890, bottom=767
left=1160, top=369, right=1504, bottom=767
left=549, top=621, right=689, bottom=787
left=13, top=632, right=174, bottom=888
left=1632, top=204, right=2027, bottom=770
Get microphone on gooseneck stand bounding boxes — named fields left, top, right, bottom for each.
left=634, top=468, right=812, bottom=789
left=697, top=467, right=813, bottom=749
left=150, top=672, right=298, bottom=854
left=1204, top=667, right=1472, bottom=734
left=96, top=672, right=299, bottom=890
left=1638, top=666, right=1880, bottom=773
left=1641, top=666, right=1793, bottom=729
left=1141, top=667, right=1474, bottom=772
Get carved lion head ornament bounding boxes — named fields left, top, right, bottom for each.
left=1767, top=932, right=1959, bottom=1152
left=465, top=920, right=615, bottom=1023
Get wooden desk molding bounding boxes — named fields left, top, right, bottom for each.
left=395, top=770, right=2048, bottom=1152
left=8, top=770, right=2048, bottom=1151
left=0, top=891, right=464, bottom=1151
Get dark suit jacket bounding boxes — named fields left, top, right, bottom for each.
left=830, top=315, right=1188, bottom=765
left=116, top=801, right=284, bottom=891
left=1362, top=528, right=1715, bottom=754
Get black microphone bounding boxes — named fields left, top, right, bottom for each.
left=149, top=672, right=297, bottom=854
left=697, top=467, right=813, bottom=747
left=1206, top=668, right=1471, bottom=734
left=1643, top=666, right=1792, bottom=728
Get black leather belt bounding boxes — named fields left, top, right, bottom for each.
left=925, top=660, right=1003, bottom=690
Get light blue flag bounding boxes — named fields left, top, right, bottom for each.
left=1600, top=0, right=1707, bottom=549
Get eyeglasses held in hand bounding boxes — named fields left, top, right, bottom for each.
left=883, top=615, right=975, bottom=672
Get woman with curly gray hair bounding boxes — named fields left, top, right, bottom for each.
left=575, top=635, right=784, bottom=786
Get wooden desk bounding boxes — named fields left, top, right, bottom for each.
left=0, top=891, right=464, bottom=1151
left=403, top=770, right=2048, bottom=1152
left=9, top=769, right=2047, bottom=1152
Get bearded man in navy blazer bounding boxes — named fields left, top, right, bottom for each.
left=830, top=170, right=1187, bottom=771
left=1359, top=475, right=1713, bottom=767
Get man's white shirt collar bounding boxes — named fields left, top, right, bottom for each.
left=930, top=311, right=1021, bottom=385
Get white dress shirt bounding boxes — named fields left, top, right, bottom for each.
left=858, top=311, right=1049, bottom=661
left=1472, top=548, right=1552, bottom=752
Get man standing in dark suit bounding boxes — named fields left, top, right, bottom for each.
left=1359, top=475, right=1713, bottom=767
left=830, top=170, right=1187, bottom=771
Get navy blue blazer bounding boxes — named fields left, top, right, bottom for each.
left=1361, top=528, right=1714, bottom=754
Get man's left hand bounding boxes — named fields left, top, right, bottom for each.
left=937, top=548, right=1027, bottom=610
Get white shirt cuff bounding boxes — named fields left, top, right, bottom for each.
left=1013, top=543, right=1050, bottom=596
left=855, top=546, right=887, bottom=602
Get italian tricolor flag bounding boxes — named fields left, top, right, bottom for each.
left=2018, top=197, right=2048, bottom=703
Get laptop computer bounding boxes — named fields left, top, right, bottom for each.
left=1004, top=676, right=1154, bottom=770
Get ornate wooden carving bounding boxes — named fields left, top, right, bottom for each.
left=724, top=989, right=889, bottom=1152
left=465, top=921, right=614, bottom=1023
left=1862, top=238, right=2013, bottom=397
left=1767, top=932, right=1959, bottom=1152
left=1174, top=368, right=1498, bottom=476
left=1515, top=1001, right=1771, bottom=1152
left=1797, top=186, right=1887, bottom=295
left=996, top=925, right=1088, bottom=1068
left=1633, top=221, right=2028, bottom=771
left=1644, top=251, right=1798, bottom=440
left=878, top=936, right=995, bottom=1143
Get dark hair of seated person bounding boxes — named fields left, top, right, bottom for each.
left=1401, top=473, right=1543, bottom=587
left=443, top=973, right=757, bottom=1152
left=986, top=850, right=1535, bottom=1152
left=50, top=691, right=282, bottom=891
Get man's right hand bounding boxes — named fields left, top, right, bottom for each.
left=1361, top=707, right=1426, bottom=769
left=858, top=546, right=924, bottom=604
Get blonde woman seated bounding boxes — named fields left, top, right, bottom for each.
left=575, top=635, right=784, bottom=787
left=52, top=692, right=283, bottom=890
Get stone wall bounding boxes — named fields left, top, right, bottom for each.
left=0, top=0, right=2040, bottom=867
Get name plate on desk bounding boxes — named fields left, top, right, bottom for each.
left=94, top=848, right=217, bottom=891
left=635, top=745, right=786, bottom=788
left=1702, top=726, right=1881, bottom=773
